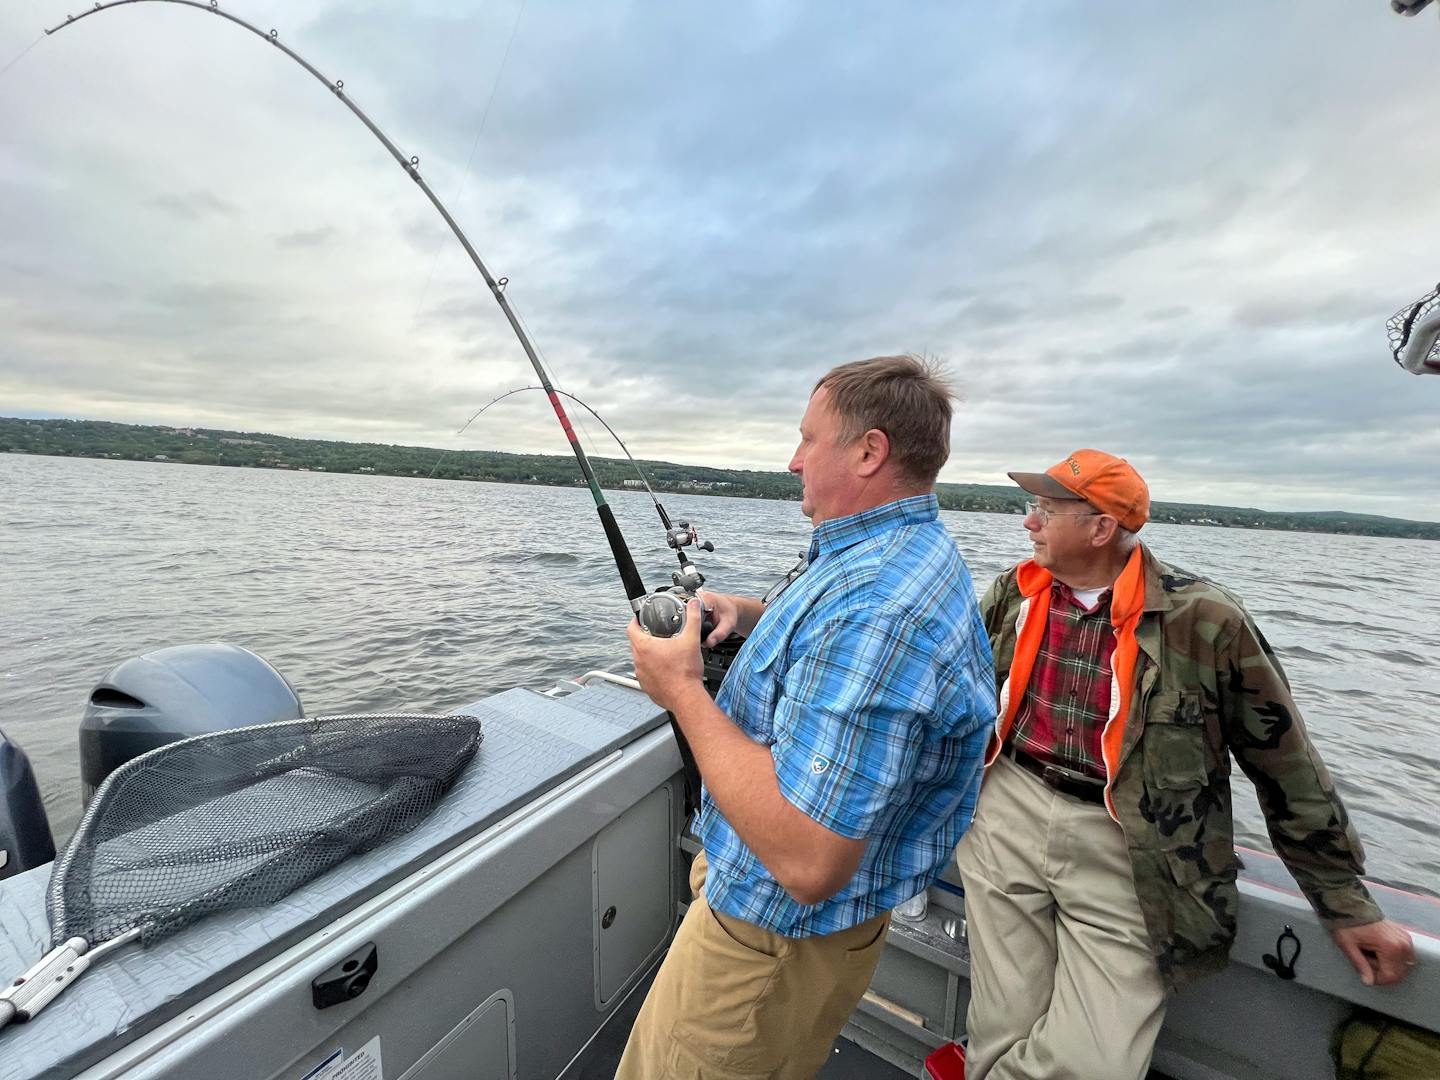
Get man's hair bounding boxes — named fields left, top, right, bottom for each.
left=814, top=354, right=953, bottom=488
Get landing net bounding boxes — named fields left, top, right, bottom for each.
left=1387, top=282, right=1440, bottom=370
left=47, top=713, right=482, bottom=948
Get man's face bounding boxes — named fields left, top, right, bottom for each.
left=788, top=388, right=857, bottom=526
left=1024, top=496, right=1100, bottom=572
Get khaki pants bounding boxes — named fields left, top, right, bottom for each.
left=955, top=755, right=1167, bottom=1080
left=614, top=851, right=889, bottom=1080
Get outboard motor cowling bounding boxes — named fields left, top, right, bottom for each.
left=80, top=643, right=304, bottom=804
left=0, top=730, right=55, bottom=881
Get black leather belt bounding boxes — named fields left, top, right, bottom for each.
left=1002, top=744, right=1107, bottom=806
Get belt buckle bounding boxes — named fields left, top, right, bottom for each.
left=1040, top=761, right=1101, bottom=800
left=1040, top=764, right=1069, bottom=791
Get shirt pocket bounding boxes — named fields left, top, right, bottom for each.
left=1143, top=690, right=1210, bottom=791
left=733, top=629, right=788, bottom=743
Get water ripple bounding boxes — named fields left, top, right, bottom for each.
left=3, top=453, right=1437, bottom=896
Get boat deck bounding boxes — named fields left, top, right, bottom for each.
left=566, top=966, right=913, bottom=1079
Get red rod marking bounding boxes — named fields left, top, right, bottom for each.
left=546, top=390, right=579, bottom=443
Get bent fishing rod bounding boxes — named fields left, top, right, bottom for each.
left=42, top=0, right=708, bottom=637
left=435, top=385, right=715, bottom=590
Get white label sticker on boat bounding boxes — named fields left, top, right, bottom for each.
left=299, top=1049, right=343, bottom=1080
left=332, top=1038, right=382, bottom=1080
left=301, top=1038, right=382, bottom=1080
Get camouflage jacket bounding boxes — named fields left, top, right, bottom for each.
left=980, top=545, right=1383, bottom=991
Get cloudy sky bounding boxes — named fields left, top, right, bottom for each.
left=1, top=1, right=1437, bottom=518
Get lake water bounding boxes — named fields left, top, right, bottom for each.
left=2, top=454, right=1436, bottom=895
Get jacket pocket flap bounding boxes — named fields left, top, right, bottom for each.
left=1164, top=842, right=1240, bottom=887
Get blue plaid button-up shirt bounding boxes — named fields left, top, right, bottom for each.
left=700, top=494, right=995, bottom=936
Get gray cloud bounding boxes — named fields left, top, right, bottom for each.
left=149, top=190, right=238, bottom=220
left=1, top=0, right=1437, bottom=519
left=275, top=225, right=340, bottom=249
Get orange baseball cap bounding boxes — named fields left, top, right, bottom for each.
left=1008, top=449, right=1150, bottom=531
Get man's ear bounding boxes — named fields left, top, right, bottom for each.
left=855, top=428, right=890, bottom=478
left=1090, top=515, right=1121, bottom=549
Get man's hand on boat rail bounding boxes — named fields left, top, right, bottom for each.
left=628, top=597, right=706, bottom=713
left=1331, top=919, right=1417, bottom=987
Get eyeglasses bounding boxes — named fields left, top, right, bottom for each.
left=1024, top=501, right=1100, bottom=526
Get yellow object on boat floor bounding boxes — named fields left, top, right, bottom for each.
left=1334, top=1008, right=1440, bottom=1079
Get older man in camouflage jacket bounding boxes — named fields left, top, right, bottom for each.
left=955, top=449, right=1415, bottom=1080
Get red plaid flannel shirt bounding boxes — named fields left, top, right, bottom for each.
left=1008, top=582, right=1115, bottom=780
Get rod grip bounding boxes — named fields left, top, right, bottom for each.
left=597, top=503, right=647, bottom=602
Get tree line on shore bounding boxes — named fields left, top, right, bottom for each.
left=4, top=416, right=1436, bottom=541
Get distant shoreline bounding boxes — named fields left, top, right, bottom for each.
left=4, top=416, right=1436, bottom=542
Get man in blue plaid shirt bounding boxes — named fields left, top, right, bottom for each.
left=619, top=355, right=995, bottom=1079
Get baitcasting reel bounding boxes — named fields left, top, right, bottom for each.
left=664, top=517, right=713, bottom=594
left=635, top=587, right=698, bottom=638
left=635, top=585, right=722, bottom=642
left=666, top=519, right=714, bottom=556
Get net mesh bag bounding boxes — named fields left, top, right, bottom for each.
left=47, top=713, right=482, bottom=949
left=1386, top=282, right=1440, bottom=369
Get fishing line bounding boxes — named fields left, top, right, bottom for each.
left=0, top=33, right=45, bottom=81
left=563, top=386, right=608, bottom=482
left=430, top=385, right=659, bottom=500
left=507, top=302, right=618, bottom=501
left=410, top=0, right=528, bottom=323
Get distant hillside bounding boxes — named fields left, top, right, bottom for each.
left=3, top=416, right=1436, bottom=541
